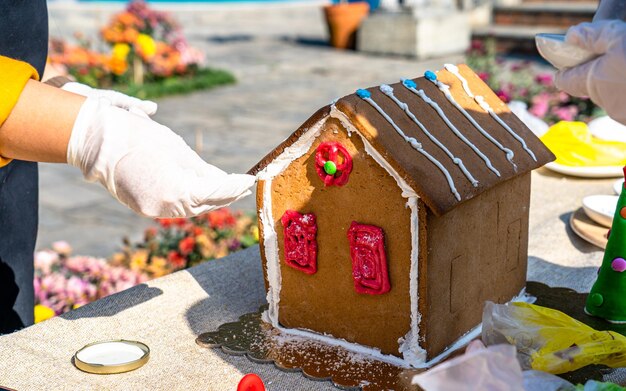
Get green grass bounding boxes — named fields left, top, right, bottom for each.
left=116, top=68, right=236, bottom=100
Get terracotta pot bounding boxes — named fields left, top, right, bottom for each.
left=323, top=2, right=370, bottom=50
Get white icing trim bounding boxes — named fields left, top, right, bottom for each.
left=274, top=324, right=411, bottom=368
left=444, top=64, right=537, bottom=162
left=398, top=196, right=425, bottom=366
left=444, top=64, right=474, bottom=98
left=404, top=83, right=501, bottom=177
left=259, top=179, right=281, bottom=326
left=430, top=79, right=517, bottom=169
left=257, top=120, right=325, bottom=327
left=360, top=94, right=462, bottom=201
left=379, top=84, right=478, bottom=187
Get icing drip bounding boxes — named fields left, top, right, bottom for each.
left=428, top=79, right=517, bottom=169
left=356, top=89, right=461, bottom=201
left=401, top=82, right=501, bottom=177
left=444, top=64, right=537, bottom=162
left=379, top=84, right=478, bottom=187
left=475, top=96, right=538, bottom=162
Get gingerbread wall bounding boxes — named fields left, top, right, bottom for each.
left=418, top=172, right=531, bottom=357
left=263, top=116, right=414, bottom=356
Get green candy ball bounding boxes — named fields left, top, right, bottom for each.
left=324, top=161, right=337, bottom=175
left=589, top=293, right=604, bottom=307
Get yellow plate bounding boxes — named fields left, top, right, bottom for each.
left=74, top=340, right=150, bottom=374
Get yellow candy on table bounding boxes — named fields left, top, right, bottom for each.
left=540, top=121, right=626, bottom=167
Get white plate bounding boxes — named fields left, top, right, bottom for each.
left=582, top=195, right=618, bottom=228
left=614, top=179, right=624, bottom=195
left=544, top=162, right=625, bottom=178
left=535, top=33, right=597, bottom=70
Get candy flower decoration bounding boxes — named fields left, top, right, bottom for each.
left=314, top=142, right=353, bottom=186
left=585, top=166, right=626, bottom=322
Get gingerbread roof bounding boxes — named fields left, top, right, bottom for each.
left=250, top=64, right=555, bottom=216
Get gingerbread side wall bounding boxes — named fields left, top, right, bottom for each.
left=420, top=172, right=531, bottom=357
left=270, top=117, right=414, bottom=357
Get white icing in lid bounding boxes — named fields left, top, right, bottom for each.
left=360, top=94, right=462, bottom=201
left=379, top=84, right=478, bottom=187
left=431, top=79, right=517, bottom=170
left=405, top=84, right=501, bottom=177
left=444, top=64, right=537, bottom=162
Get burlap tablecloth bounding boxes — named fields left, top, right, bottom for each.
left=0, top=170, right=623, bottom=390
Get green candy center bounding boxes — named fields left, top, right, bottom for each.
left=324, top=161, right=337, bottom=175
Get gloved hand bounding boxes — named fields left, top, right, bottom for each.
left=68, top=96, right=256, bottom=218
left=555, top=20, right=626, bottom=125
left=62, top=81, right=158, bottom=116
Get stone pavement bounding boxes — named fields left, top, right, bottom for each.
left=40, top=3, right=462, bottom=257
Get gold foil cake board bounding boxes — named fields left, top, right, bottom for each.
left=195, top=305, right=420, bottom=390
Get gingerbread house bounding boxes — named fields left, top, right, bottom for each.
left=249, top=64, right=555, bottom=366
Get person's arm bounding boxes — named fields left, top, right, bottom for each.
left=0, top=79, right=84, bottom=163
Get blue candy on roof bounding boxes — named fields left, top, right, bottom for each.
left=424, top=70, right=437, bottom=81
left=356, top=89, right=371, bottom=99
left=402, top=79, right=417, bottom=89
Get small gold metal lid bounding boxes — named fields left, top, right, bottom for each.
left=73, top=339, right=150, bottom=375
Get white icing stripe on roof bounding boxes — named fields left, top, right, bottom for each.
left=359, top=92, right=462, bottom=201
left=444, top=64, right=538, bottom=162
left=403, top=83, right=501, bottom=177
left=379, top=84, right=478, bottom=187
left=431, top=79, right=517, bottom=170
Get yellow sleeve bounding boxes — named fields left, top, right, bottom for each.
left=0, top=56, right=40, bottom=167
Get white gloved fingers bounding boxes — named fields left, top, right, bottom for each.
left=104, top=90, right=158, bottom=115
left=193, top=173, right=257, bottom=205
left=554, top=57, right=597, bottom=97
left=565, top=20, right=626, bottom=54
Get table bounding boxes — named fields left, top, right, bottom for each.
left=0, top=170, right=623, bottom=390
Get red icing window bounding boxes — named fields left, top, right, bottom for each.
left=315, top=142, right=353, bottom=186
left=281, top=210, right=318, bottom=275
left=347, top=222, right=390, bottom=295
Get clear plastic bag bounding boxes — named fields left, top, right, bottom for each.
left=483, top=301, right=626, bottom=374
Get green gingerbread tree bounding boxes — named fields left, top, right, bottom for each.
left=585, top=166, right=626, bottom=323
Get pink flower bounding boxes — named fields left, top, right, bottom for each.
left=529, top=93, right=550, bottom=118
left=535, top=73, right=554, bottom=86
left=495, top=90, right=511, bottom=103
left=478, top=72, right=490, bottom=83
left=552, top=105, right=579, bottom=121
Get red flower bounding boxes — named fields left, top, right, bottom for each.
left=477, top=72, right=490, bottom=83
left=178, top=237, right=196, bottom=255
left=173, top=218, right=187, bottom=228
left=189, top=226, right=204, bottom=237
left=167, top=251, right=186, bottom=268
left=157, top=218, right=173, bottom=228
left=207, top=208, right=236, bottom=229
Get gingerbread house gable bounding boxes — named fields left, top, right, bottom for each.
left=249, top=64, right=554, bottom=367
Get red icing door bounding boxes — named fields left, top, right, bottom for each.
left=281, top=210, right=318, bottom=274
left=347, top=222, right=390, bottom=295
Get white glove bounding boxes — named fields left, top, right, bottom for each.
left=554, top=20, right=626, bottom=125
left=62, top=82, right=158, bottom=116
left=68, top=96, right=256, bottom=218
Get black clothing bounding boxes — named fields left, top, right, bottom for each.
left=0, top=0, right=48, bottom=333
